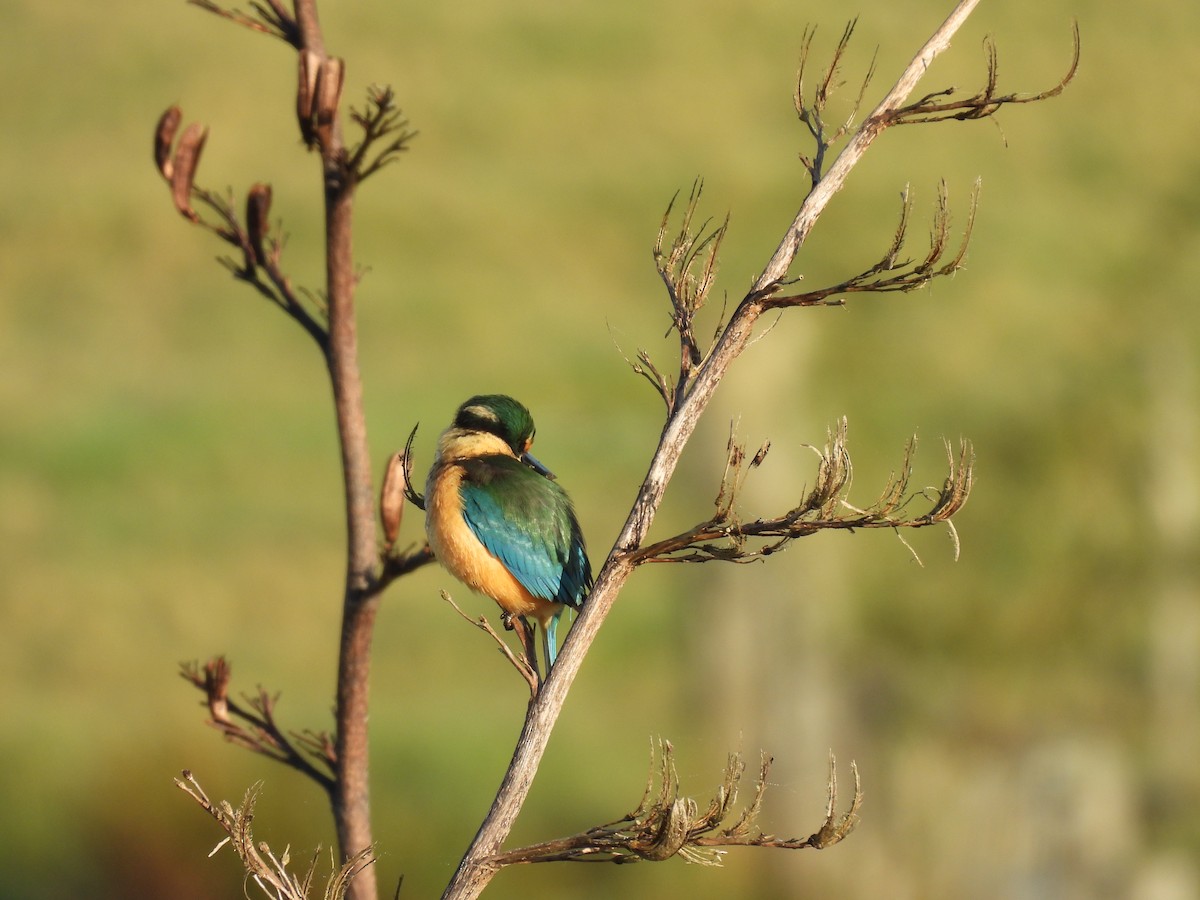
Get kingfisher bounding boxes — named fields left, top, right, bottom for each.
left=424, top=394, right=592, bottom=680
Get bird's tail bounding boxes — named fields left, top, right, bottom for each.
left=541, top=608, right=565, bottom=671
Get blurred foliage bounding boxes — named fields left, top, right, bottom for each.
left=2, top=0, right=1198, bottom=898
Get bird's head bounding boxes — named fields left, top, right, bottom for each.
left=446, top=394, right=555, bottom=477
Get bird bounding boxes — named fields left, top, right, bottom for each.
left=424, top=394, right=592, bottom=680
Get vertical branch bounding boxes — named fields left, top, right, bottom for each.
left=293, top=2, right=380, bottom=899
left=327, top=175, right=381, bottom=900
left=294, top=0, right=326, bottom=55
left=169, top=3, right=422, bottom=895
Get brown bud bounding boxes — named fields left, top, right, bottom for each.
left=170, top=122, right=208, bottom=222
left=245, top=183, right=272, bottom=269
left=296, top=50, right=320, bottom=147
left=154, top=105, right=182, bottom=181
left=380, top=451, right=406, bottom=550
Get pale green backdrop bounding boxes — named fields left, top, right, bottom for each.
left=2, top=0, right=1197, bottom=898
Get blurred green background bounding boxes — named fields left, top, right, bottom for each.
left=3, top=0, right=1198, bottom=897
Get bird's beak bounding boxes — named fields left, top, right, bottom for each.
left=521, top=451, right=556, bottom=480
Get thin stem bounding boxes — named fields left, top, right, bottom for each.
left=294, top=0, right=326, bottom=56
left=324, top=90, right=381, bottom=900
left=290, top=2, right=382, bottom=898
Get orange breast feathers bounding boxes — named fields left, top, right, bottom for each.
left=425, top=461, right=563, bottom=628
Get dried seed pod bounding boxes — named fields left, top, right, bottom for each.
left=154, top=105, right=182, bottom=180
left=314, top=57, right=345, bottom=148
left=203, top=656, right=233, bottom=726
left=296, top=50, right=320, bottom=147
left=245, top=183, right=272, bottom=269
left=379, top=451, right=406, bottom=550
left=170, top=122, right=208, bottom=222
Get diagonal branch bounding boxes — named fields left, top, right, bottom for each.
left=152, top=107, right=330, bottom=349
left=441, top=4, right=1073, bottom=895
left=763, top=179, right=979, bottom=309
left=188, top=0, right=300, bottom=47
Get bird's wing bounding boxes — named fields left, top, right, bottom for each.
left=459, top=456, right=592, bottom=608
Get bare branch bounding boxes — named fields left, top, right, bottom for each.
left=180, top=658, right=337, bottom=794
left=492, top=741, right=860, bottom=866
left=633, top=421, right=974, bottom=564
left=651, top=182, right=729, bottom=409
left=763, top=179, right=980, bottom=309
left=795, top=20, right=877, bottom=185
left=442, top=592, right=540, bottom=699
left=888, top=22, right=1081, bottom=126
left=198, top=185, right=331, bottom=348
left=165, top=4, right=408, bottom=898
left=175, top=771, right=373, bottom=899
left=629, top=347, right=676, bottom=416
left=188, top=0, right=300, bottom=48
left=347, top=86, right=418, bottom=181
left=378, top=543, right=436, bottom=587
left=151, top=108, right=330, bottom=349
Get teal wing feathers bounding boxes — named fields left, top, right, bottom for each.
left=459, top=456, right=591, bottom=608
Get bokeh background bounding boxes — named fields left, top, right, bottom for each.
left=3, top=0, right=1197, bottom=897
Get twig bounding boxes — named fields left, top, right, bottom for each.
left=175, top=770, right=374, bottom=899
left=346, top=86, right=418, bottom=181
left=180, top=658, right=337, bottom=794
left=441, top=591, right=540, bottom=699
left=763, top=180, right=980, bottom=309
left=887, top=22, right=1080, bottom=126
left=158, top=4, right=407, bottom=897
left=632, top=423, right=974, bottom=564
left=188, top=0, right=300, bottom=48
left=151, top=109, right=331, bottom=348
left=490, top=741, right=860, bottom=865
